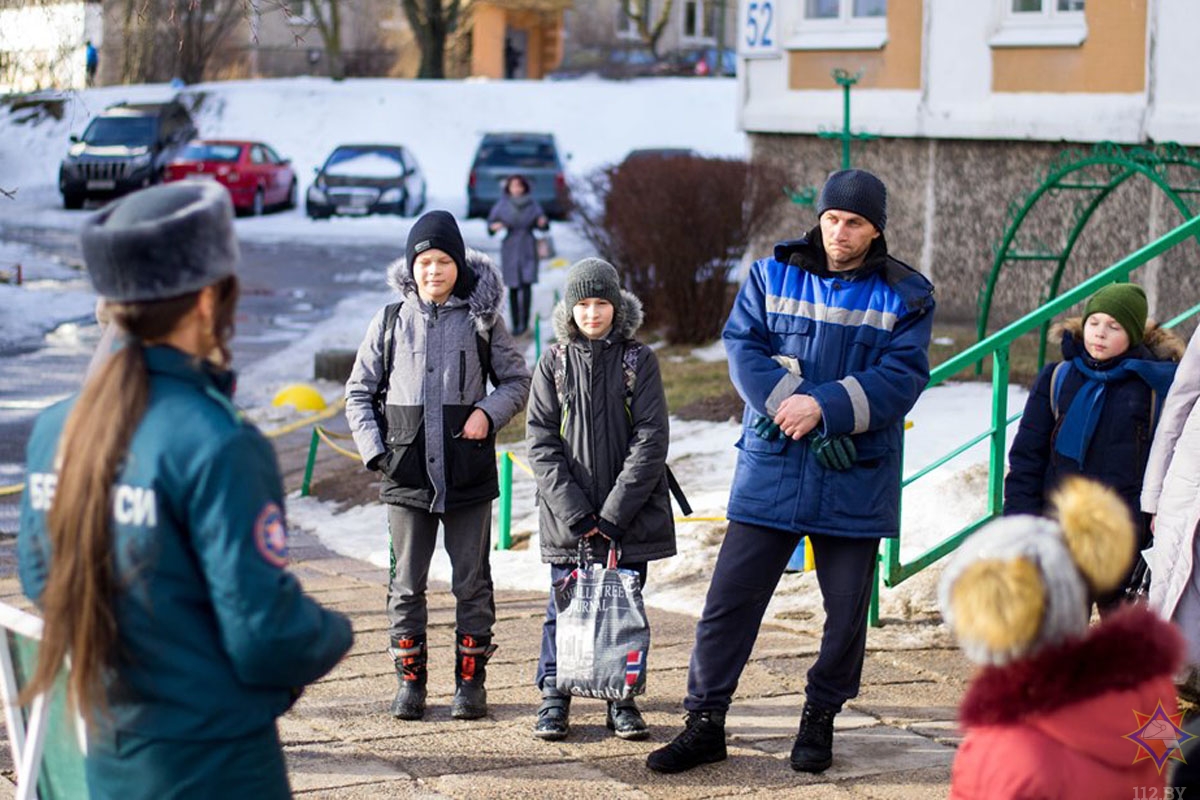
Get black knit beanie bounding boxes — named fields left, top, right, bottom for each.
left=817, top=169, right=888, bottom=233
left=82, top=182, right=238, bottom=302
left=406, top=210, right=467, bottom=277
left=565, top=258, right=622, bottom=310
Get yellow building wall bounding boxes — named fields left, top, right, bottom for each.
left=471, top=3, right=564, bottom=79
left=992, top=0, right=1146, bottom=93
left=788, top=0, right=922, bottom=90
left=473, top=4, right=507, bottom=79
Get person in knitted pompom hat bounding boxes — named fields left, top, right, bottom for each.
left=943, top=477, right=1184, bottom=799
left=1004, top=282, right=1182, bottom=614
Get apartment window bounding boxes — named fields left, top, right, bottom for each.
left=991, top=0, right=1087, bottom=47
left=286, top=0, right=311, bottom=25
left=616, top=0, right=650, bottom=39
left=682, top=0, right=716, bottom=41
left=789, top=0, right=888, bottom=50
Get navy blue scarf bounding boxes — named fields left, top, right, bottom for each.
left=1054, top=356, right=1177, bottom=463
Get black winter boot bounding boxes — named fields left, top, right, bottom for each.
left=607, top=698, right=649, bottom=740
left=790, top=702, right=836, bottom=773
left=533, top=685, right=571, bottom=741
left=645, top=710, right=727, bottom=773
left=451, top=632, right=497, bottom=720
left=389, top=635, right=427, bottom=721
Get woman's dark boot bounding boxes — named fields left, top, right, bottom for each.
left=451, top=632, right=497, bottom=720
left=607, top=698, right=649, bottom=740
left=388, top=634, right=427, bottom=721
left=533, top=685, right=571, bottom=741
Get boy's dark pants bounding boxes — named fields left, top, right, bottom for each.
left=536, top=559, right=648, bottom=690
left=684, top=521, right=880, bottom=713
left=387, top=501, right=496, bottom=641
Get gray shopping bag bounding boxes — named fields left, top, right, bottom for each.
left=554, top=542, right=649, bottom=700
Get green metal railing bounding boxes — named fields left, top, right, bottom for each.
left=881, top=212, right=1200, bottom=593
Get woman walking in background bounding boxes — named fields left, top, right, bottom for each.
left=488, top=174, right=548, bottom=335
left=18, top=182, right=353, bottom=799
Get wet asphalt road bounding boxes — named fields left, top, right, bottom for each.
left=0, top=222, right=409, bottom=526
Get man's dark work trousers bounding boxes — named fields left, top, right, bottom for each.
left=684, top=521, right=880, bottom=713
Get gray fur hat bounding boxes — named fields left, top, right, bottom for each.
left=565, top=257, right=622, bottom=310
left=81, top=182, right=238, bottom=303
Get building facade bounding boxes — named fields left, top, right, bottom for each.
left=738, top=0, right=1200, bottom=325
left=0, top=0, right=102, bottom=92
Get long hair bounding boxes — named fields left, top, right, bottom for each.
left=22, top=275, right=239, bottom=722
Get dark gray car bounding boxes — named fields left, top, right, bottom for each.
left=58, top=101, right=197, bottom=209
left=466, top=132, right=569, bottom=220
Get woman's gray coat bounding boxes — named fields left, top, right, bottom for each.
left=487, top=195, right=547, bottom=288
left=525, top=291, right=676, bottom=565
left=345, top=249, right=531, bottom=513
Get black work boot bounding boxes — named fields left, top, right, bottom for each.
left=451, top=632, right=497, bottom=720
left=790, top=702, right=837, bottom=773
left=645, top=710, right=727, bottom=773
left=533, top=685, right=571, bottom=741
left=607, top=698, right=649, bottom=740
left=388, top=635, right=427, bottom=721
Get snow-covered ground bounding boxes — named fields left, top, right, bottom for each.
left=1, top=76, right=1012, bottom=632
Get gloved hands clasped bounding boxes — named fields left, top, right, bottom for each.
left=750, top=414, right=856, bottom=471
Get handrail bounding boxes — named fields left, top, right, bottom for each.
left=882, top=212, right=1200, bottom=590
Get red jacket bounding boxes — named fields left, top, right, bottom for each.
left=950, top=605, right=1183, bottom=799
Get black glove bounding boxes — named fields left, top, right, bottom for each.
left=569, top=514, right=599, bottom=539
left=597, top=517, right=624, bottom=542
left=809, top=433, right=856, bottom=471
left=752, top=414, right=782, bottom=441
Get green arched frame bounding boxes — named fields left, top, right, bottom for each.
left=977, top=141, right=1200, bottom=367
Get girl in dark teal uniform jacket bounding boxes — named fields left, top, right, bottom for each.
left=17, top=182, right=353, bottom=799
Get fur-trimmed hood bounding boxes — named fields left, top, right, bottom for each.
left=385, top=247, right=504, bottom=334
left=551, top=289, right=645, bottom=345
left=1052, top=317, right=1186, bottom=363
left=959, top=604, right=1182, bottom=728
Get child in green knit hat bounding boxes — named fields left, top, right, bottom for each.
left=1004, top=282, right=1183, bottom=612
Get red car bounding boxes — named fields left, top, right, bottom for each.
left=165, top=140, right=297, bottom=215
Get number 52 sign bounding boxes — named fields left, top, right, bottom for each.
left=740, top=0, right=780, bottom=59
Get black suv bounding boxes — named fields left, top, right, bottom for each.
left=58, top=100, right=198, bottom=209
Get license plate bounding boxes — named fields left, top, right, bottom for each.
left=336, top=206, right=369, bottom=216
left=191, top=173, right=217, bottom=181
left=87, top=180, right=115, bottom=190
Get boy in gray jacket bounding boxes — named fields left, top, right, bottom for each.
left=346, top=210, right=531, bottom=722
left=526, top=258, right=677, bottom=741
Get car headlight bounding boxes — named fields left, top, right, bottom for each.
left=129, top=153, right=153, bottom=170
left=379, top=188, right=403, bottom=204
left=307, top=186, right=327, bottom=203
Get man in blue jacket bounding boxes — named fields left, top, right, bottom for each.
left=647, top=169, right=935, bottom=775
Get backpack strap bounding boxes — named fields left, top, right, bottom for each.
left=375, top=301, right=403, bottom=407
left=621, top=342, right=642, bottom=422
left=1049, top=361, right=1071, bottom=420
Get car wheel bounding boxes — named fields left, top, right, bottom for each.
left=62, top=193, right=84, bottom=210
left=252, top=188, right=264, bottom=217
left=285, top=180, right=297, bottom=210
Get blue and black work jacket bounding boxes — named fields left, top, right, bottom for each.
left=723, top=231, right=935, bottom=538
left=18, top=346, right=353, bottom=743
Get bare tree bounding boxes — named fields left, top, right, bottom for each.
left=622, top=0, right=674, bottom=58
left=284, top=0, right=347, bottom=79
left=400, top=0, right=466, bottom=79
left=169, top=0, right=247, bottom=83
